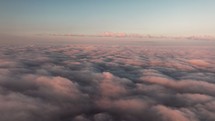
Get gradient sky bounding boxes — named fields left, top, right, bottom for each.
left=0, top=0, right=215, bottom=38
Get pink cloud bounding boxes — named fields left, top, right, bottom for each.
left=176, top=93, right=214, bottom=104
left=0, top=59, right=17, bottom=68
left=99, top=72, right=127, bottom=97
left=142, top=76, right=215, bottom=96
left=102, top=32, right=127, bottom=37
left=23, top=75, right=81, bottom=98
left=96, top=98, right=148, bottom=112
left=188, top=59, right=210, bottom=67
left=152, top=105, right=193, bottom=121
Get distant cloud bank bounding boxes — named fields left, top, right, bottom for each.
left=47, top=32, right=215, bottom=41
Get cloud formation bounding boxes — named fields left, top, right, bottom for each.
left=0, top=44, right=215, bottom=121
left=47, top=32, right=215, bottom=41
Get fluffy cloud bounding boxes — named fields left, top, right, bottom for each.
left=0, top=44, right=215, bottom=121
left=188, top=59, right=210, bottom=67
left=150, top=105, right=197, bottom=121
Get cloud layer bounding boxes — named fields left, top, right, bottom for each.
left=48, top=32, right=215, bottom=41
left=0, top=44, right=215, bottom=121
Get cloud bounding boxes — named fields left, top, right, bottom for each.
left=0, top=44, right=215, bottom=121
left=188, top=59, right=210, bottom=67
left=150, top=105, right=197, bottom=121
left=46, top=32, right=215, bottom=41
left=0, top=59, right=17, bottom=68
left=142, top=76, right=215, bottom=96
left=93, top=113, right=113, bottom=121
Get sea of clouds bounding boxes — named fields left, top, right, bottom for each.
left=0, top=44, right=215, bottom=121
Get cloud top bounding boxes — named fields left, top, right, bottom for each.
left=0, top=44, right=215, bottom=121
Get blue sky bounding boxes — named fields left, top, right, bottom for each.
left=0, top=0, right=215, bottom=38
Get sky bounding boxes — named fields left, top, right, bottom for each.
left=0, top=0, right=215, bottom=40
